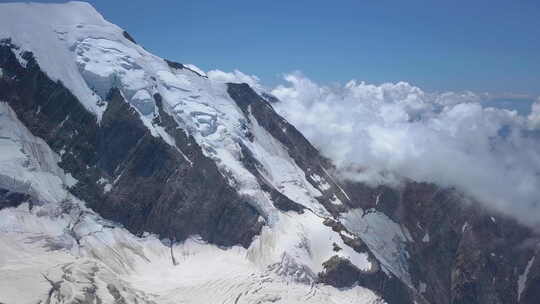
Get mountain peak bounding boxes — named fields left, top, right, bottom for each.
left=1, top=3, right=538, bottom=304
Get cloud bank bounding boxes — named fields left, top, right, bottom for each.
left=528, top=98, right=540, bottom=129
left=207, top=69, right=264, bottom=93
left=211, top=70, right=540, bottom=228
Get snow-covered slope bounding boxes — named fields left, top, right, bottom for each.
left=0, top=2, right=400, bottom=303
left=0, top=99, right=385, bottom=303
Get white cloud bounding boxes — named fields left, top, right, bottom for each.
left=207, top=69, right=265, bottom=93
left=528, top=98, right=540, bottom=129
left=271, top=73, right=540, bottom=228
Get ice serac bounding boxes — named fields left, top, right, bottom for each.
left=0, top=36, right=262, bottom=248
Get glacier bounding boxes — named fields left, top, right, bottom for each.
left=0, top=2, right=416, bottom=303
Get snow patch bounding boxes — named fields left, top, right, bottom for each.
left=419, top=282, right=427, bottom=294
left=311, top=173, right=331, bottom=191
left=342, top=208, right=412, bottom=286
left=462, top=222, right=469, bottom=233
left=330, top=194, right=343, bottom=205
left=518, top=255, right=535, bottom=301
left=97, top=177, right=112, bottom=193
left=0, top=102, right=73, bottom=202
left=184, top=63, right=206, bottom=77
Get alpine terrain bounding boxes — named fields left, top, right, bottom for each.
left=0, top=2, right=538, bottom=304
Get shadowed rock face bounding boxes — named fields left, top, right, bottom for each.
left=318, top=256, right=416, bottom=304
left=227, top=83, right=350, bottom=216
left=122, top=31, right=137, bottom=44
left=0, top=188, right=31, bottom=209
left=0, top=43, right=262, bottom=248
left=227, top=83, right=418, bottom=304
left=164, top=59, right=207, bottom=78
left=342, top=180, right=540, bottom=304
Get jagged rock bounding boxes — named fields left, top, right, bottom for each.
left=122, top=31, right=137, bottom=44
left=227, top=83, right=349, bottom=216
left=343, top=179, right=539, bottom=304
left=318, top=255, right=364, bottom=288
left=0, top=188, right=31, bottom=209
left=0, top=45, right=262, bottom=248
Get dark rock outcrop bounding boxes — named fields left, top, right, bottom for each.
left=318, top=255, right=364, bottom=288
left=227, top=83, right=422, bottom=303
left=342, top=179, right=540, bottom=304
left=122, top=31, right=137, bottom=44
left=318, top=256, right=418, bottom=304
left=0, top=42, right=262, bottom=248
left=227, top=83, right=349, bottom=216
left=164, top=59, right=207, bottom=78
left=0, top=188, right=31, bottom=209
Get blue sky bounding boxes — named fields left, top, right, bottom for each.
left=10, top=0, right=540, bottom=97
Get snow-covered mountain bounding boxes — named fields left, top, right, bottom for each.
left=0, top=2, right=538, bottom=304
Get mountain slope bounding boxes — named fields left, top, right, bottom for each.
left=0, top=2, right=393, bottom=303
left=0, top=2, right=537, bottom=304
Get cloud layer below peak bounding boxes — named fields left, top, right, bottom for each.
left=210, top=70, right=540, bottom=228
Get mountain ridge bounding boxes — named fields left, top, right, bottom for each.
left=0, top=2, right=538, bottom=304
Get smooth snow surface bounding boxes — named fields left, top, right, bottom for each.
left=342, top=209, right=413, bottom=286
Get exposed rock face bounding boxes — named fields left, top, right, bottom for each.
left=318, top=255, right=364, bottom=288
left=318, top=255, right=417, bottom=304
left=227, top=83, right=349, bottom=216
left=165, top=59, right=208, bottom=78
left=0, top=42, right=262, bottom=247
left=0, top=188, right=31, bottom=209
left=227, top=85, right=421, bottom=303
left=122, top=31, right=137, bottom=44
left=342, top=180, right=540, bottom=304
